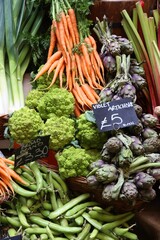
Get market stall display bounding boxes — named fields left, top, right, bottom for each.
left=0, top=0, right=159, bottom=239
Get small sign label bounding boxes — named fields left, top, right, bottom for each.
left=14, top=135, right=50, bottom=168
left=1, top=235, right=22, bottom=240
left=92, top=98, right=139, bottom=132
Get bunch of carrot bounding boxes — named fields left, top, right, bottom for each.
left=0, top=157, right=27, bottom=203
left=34, top=0, right=105, bottom=116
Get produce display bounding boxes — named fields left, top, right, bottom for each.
left=1, top=0, right=160, bottom=239
left=0, top=158, right=138, bottom=240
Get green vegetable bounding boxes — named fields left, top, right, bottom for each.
left=76, top=113, right=108, bottom=150
left=37, top=87, right=75, bottom=120
left=49, top=193, right=90, bottom=219
left=42, top=116, right=76, bottom=151
left=95, top=163, right=118, bottom=184
left=0, top=0, right=45, bottom=115
left=25, top=89, right=45, bottom=110
left=56, top=146, right=100, bottom=179
left=8, top=106, right=44, bottom=144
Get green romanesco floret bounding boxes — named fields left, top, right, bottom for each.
left=76, top=113, right=108, bottom=150
left=37, top=87, right=75, bottom=120
left=56, top=146, right=100, bottom=179
left=42, top=116, right=76, bottom=151
left=25, top=89, right=45, bottom=110
left=8, top=106, right=44, bottom=144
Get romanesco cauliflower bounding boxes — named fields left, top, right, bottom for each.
left=8, top=107, right=44, bottom=144
left=42, top=116, right=76, bottom=151
left=76, top=113, right=108, bottom=150
left=37, top=88, right=75, bottom=120
left=56, top=146, right=100, bottom=179
left=25, top=89, right=45, bottom=110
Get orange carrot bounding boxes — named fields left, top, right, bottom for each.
left=74, top=102, right=82, bottom=117
left=81, top=84, right=98, bottom=103
left=1, top=157, right=14, bottom=165
left=88, top=35, right=104, bottom=75
left=0, top=180, right=10, bottom=194
left=57, top=20, right=67, bottom=62
left=81, top=43, right=92, bottom=75
left=65, top=52, right=73, bottom=91
left=48, top=59, right=59, bottom=75
left=7, top=168, right=27, bottom=185
left=0, top=165, right=12, bottom=180
left=74, top=82, right=93, bottom=109
left=74, top=53, right=85, bottom=85
left=90, top=53, right=105, bottom=85
left=59, top=63, right=65, bottom=88
left=68, top=8, right=80, bottom=44
left=72, top=87, right=85, bottom=110
left=88, top=85, right=100, bottom=101
left=47, top=20, right=57, bottom=60
left=60, top=11, right=70, bottom=47
left=47, top=56, right=65, bottom=88
left=34, top=51, right=62, bottom=80
left=66, top=15, right=76, bottom=45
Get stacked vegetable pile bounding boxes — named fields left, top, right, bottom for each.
left=81, top=13, right=160, bottom=207
left=0, top=157, right=139, bottom=240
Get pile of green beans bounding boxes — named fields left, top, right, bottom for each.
left=0, top=162, right=139, bottom=240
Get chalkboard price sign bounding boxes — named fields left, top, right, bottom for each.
left=92, top=98, right=139, bottom=132
left=14, top=135, right=50, bottom=168
left=1, top=235, right=22, bottom=240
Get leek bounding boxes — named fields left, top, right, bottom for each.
left=0, top=0, right=45, bottom=115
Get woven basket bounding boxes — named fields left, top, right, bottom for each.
left=0, top=115, right=8, bottom=140
left=66, top=176, right=146, bottom=213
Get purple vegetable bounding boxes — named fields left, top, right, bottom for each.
left=119, top=83, right=136, bottom=102
left=95, top=163, right=118, bottom=184
left=102, top=54, right=116, bottom=74
left=138, top=187, right=156, bottom=202
left=147, top=168, right=160, bottom=180
left=131, top=73, right=147, bottom=90
left=104, top=137, right=123, bottom=154
left=89, top=159, right=105, bottom=171
left=134, top=172, right=156, bottom=189
left=86, top=175, right=100, bottom=188
left=142, top=127, right=158, bottom=140
left=130, top=136, right=144, bottom=156
left=119, top=181, right=138, bottom=202
left=141, top=113, right=158, bottom=128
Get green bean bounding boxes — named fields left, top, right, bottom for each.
left=82, top=212, right=102, bottom=230
left=96, top=232, right=115, bottom=240
left=29, top=216, right=82, bottom=234
left=65, top=207, right=87, bottom=220
left=75, top=216, right=84, bottom=226
left=40, top=209, right=50, bottom=218
left=5, top=209, right=18, bottom=215
left=11, top=181, right=37, bottom=197
left=6, top=216, right=21, bottom=228
left=46, top=171, right=58, bottom=210
left=30, top=234, right=38, bottom=240
left=89, top=228, right=99, bottom=239
left=42, top=202, right=52, bottom=211
left=122, top=231, right=138, bottom=240
left=65, top=201, right=98, bottom=218
left=101, top=214, right=135, bottom=233
left=46, top=226, right=55, bottom=240
left=22, top=171, right=36, bottom=183
left=16, top=203, right=30, bottom=228
left=8, top=228, right=17, bottom=237
left=77, top=223, right=91, bottom=240
left=89, top=210, right=133, bottom=222
left=21, top=205, right=31, bottom=214
left=29, top=161, right=43, bottom=192
left=40, top=233, right=49, bottom=240
left=26, top=198, right=36, bottom=208
left=0, top=215, right=9, bottom=224
left=49, top=193, right=90, bottom=220
left=51, top=177, right=68, bottom=203
left=57, top=198, right=75, bottom=240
